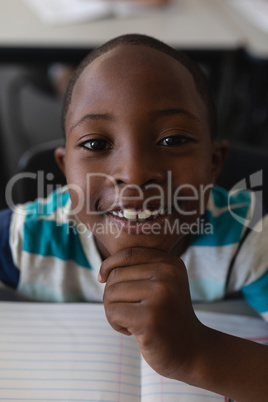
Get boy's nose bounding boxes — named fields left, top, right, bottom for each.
left=112, top=147, right=165, bottom=187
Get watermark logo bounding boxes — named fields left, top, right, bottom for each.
left=228, top=170, right=263, bottom=232
left=66, top=217, right=214, bottom=238
left=4, top=169, right=264, bottom=234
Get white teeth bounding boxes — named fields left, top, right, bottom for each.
left=110, top=208, right=167, bottom=221
left=138, top=209, right=151, bottom=220
left=123, top=209, right=137, bottom=220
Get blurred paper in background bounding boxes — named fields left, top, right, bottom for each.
left=229, top=0, right=268, bottom=33
left=22, top=0, right=165, bottom=25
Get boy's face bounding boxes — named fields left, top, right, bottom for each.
left=57, top=45, right=226, bottom=258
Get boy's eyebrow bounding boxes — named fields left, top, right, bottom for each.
left=150, top=108, right=201, bottom=122
left=70, top=113, right=114, bottom=132
left=69, top=109, right=201, bottom=133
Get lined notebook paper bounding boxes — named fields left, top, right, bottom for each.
left=0, top=302, right=268, bottom=401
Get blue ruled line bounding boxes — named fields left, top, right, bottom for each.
left=0, top=348, right=138, bottom=354
left=0, top=349, right=139, bottom=361
left=0, top=399, right=116, bottom=401
left=0, top=368, right=140, bottom=377
left=0, top=388, right=139, bottom=398
left=142, top=391, right=222, bottom=399
left=0, top=378, right=140, bottom=388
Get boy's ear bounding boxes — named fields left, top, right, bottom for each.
left=54, top=147, right=66, bottom=175
left=211, top=140, right=229, bottom=183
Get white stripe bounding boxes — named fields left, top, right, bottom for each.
left=181, top=244, right=238, bottom=283
left=260, top=311, right=268, bottom=322
left=207, top=198, right=251, bottom=218
left=18, top=251, right=104, bottom=302
left=228, top=215, right=268, bottom=291
left=9, top=205, right=27, bottom=270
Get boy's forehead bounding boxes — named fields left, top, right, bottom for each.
left=67, top=45, right=209, bottom=133
left=78, top=45, right=195, bottom=90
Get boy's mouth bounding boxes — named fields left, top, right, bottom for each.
left=105, top=206, right=172, bottom=235
left=108, top=207, right=167, bottom=222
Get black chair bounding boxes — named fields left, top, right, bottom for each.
left=16, top=140, right=268, bottom=210
left=15, top=139, right=66, bottom=204
left=216, top=141, right=268, bottom=210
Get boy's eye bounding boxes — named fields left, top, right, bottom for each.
left=82, top=139, right=111, bottom=151
left=158, top=135, right=193, bottom=147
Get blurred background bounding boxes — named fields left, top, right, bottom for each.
left=0, top=0, right=267, bottom=209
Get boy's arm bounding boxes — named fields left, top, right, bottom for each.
left=99, top=247, right=268, bottom=402
left=189, top=325, right=268, bottom=401
left=0, top=209, right=20, bottom=289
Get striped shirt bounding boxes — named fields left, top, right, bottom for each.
left=0, top=186, right=268, bottom=320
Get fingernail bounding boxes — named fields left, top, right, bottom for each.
left=98, top=272, right=103, bottom=283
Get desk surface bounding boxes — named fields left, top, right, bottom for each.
left=0, top=287, right=260, bottom=317
left=0, top=0, right=242, bottom=54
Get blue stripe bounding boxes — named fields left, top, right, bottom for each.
left=25, top=188, right=69, bottom=219
left=0, top=209, right=20, bottom=288
left=23, top=220, right=91, bottom=269
left=191, top=207, right=247, bottom=246
left=190, top=187, right=251, bottom=247
left=242, top=269, right=268, bottom=314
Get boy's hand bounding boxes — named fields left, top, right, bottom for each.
left=98, top=247, right=204, bottom=380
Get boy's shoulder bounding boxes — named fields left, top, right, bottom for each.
left=9, top=185, right=97, bottom=271
left=182, top=186, right=268, bottom=302
left=4, top=185, right=104, bottom=301
left=192, top=186, right=259, bottom=247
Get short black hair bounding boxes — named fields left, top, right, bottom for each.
left=62, top=34, right=218, bottom=140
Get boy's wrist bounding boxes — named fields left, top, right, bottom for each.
left=179, top=325, right=268, bottom=401
left=168, top=319, right=211, bottom=385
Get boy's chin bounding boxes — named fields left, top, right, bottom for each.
left=94, top=233, right=183, bottom=259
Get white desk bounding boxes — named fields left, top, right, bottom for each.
left=0, top=0, right=242, bottom=62
left=0, top=285, right=260, bottom=318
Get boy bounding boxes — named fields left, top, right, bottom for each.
left=1, top=34, right=268, bottom=400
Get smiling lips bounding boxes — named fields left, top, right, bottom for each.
left=108, top=208, right=167, bottom=222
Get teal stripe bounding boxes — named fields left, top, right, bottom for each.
left=191, top=206, right=248, bottom=246
left=189, top=278, right=225, bottom=301
left=25, top=189, right=69, bottom=219
left=18, top=283, right=87, bottom=303
left=190, top=187, right=251, bottom=246
left=23, top=220, right=91, bottom=269
left=242, top=270, right=268, bottom=314
left=212, top=187, right=251, bottom=208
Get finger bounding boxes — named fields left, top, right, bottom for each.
left=105, top=263, right=159, bottom=287
left=105, top=302, right=149, bottom=337
left=105, top=258, right=183, bottom=287
left=99, top=247, right=172, bottom=282
left=104, top=278, right=163, bottom=304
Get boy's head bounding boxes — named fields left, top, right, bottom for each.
left=56, top=34, right=228, bottom=258
left=62, top=34, right=218, bottom=140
